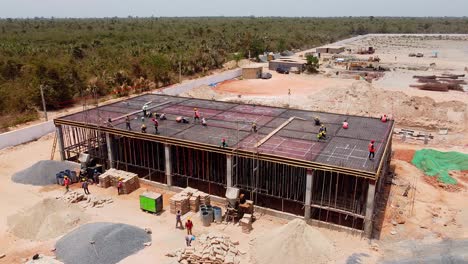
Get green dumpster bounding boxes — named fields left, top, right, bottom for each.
left=140, top=191, right=163, bottom=213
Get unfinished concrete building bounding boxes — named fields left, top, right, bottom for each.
left=54, top=94, right=393, bottom=237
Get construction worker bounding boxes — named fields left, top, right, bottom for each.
left=381, top=114, right=388, bottom=123
left=185, top=234, right=194, bottom=247
left=82, top=178, right=90, bottom=195
left=176, top=210, right=183, bottom=229
left=319, top=124, right=327, bottom=134
left=317, top=131, right=326, bottom=141
left=176, top=116, right=189, bottom=124
left=221, top=138, right=228, bottom=148
left=201, top=117, right=207, bottom=127
left=142, top=104, right=148, bottom=117
left=251, top=122, right=257, bottom=133
left=141, top=123, right=147, bottom=133
left=314, top=116, right=321, bottom=126
left=107, top=118, right=113, bottom=127
left=93, top=169, right=100, bottom=185
left=159, top=113, right=167, bottom=120
left=63, top=176, right=70, bottom=193
left=368, top=140, right=376, bottom=160
left=343, top=120, right=349, bottom=129
left=141, top=116, right=145, bottom=123
left=185, top=218, right=193, bottom=235
left=152, top=118, right=159, bottom=134
left=117, top=178, right=123, bottom=195
left=194, top=108, right=200, bottom=123
left=125, top=116, right=132, bottom=131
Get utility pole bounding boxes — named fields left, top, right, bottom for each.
left=288, top=88, right=291, bottom=108
left=179, top=56, right=182, bottom=83
left=40, top=85, right=48, bottom=121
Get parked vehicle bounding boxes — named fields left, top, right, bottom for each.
left=276, top=67, right=289, bottom=74
left=261, top=72, right=272, bottom=79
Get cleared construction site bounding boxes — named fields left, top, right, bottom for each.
left=53, top=94, right=394, bottom=236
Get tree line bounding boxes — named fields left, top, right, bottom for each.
left=1, top=17, right=468, bottom=129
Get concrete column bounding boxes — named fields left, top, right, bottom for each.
left=105, top=133, right=114, bottom=169
left=56, top=125, right=65, bottom=161
left=226, top=154, right=233, bottom=187
left=165, top=144, right=172, bottom=186
left=364, top=180, right=376, bottom=238
left=304, top=169, right=314, bottom=219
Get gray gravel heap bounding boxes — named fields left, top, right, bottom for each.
left=12, top=160, right=79, bottom=186
left=55, top=222, right=151, bottom=264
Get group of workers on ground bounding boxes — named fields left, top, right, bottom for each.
left=175, top=210, right=195, bottom=246
left=63, top=169, right=124, bottom=195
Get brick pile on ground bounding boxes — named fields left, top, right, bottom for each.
left=167, top=233, right=242, bottom=264
left=11, top=160, right=79, bottom=186
left=170, top=187, right=210, bottom=215
left=98, top=169, right=140, bottom=194
left=59, top=191, right=113, bottom=208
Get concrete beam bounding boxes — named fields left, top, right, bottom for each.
left=165, top=144, right=172, bottom=186
left=226, top=154, right=233, bottom=187
left=304, top=169, right=313, bottom=219
left=105, top=133, right=114, bottom=168
left=56, top=125, right=65, bottom=161
left=364, top=180, right=376, bottom=238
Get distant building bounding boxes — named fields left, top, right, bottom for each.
left=268, top=58, right=307, bottom=72
left=242, top=64, right=263, bottom=79
left=316, top=45, right=345, bottom=54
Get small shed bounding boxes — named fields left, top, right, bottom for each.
left=242, top=65, right=263, bottom=79
left=316, top=45, right=345, bottom=54
left=268, top=58, right=307, bottom=72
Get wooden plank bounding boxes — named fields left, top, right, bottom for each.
left=254, top=116, right=303, bottom=148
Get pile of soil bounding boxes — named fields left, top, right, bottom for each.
left=12, top=160, right=79, bottom=186
left=252, top=219, right=334, bottom=264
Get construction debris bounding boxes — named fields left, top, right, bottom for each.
left=167, top=233, right=242, bottom=264
left=411, top=74, right=466, bottom=91
left=59, top=191, right=113, bottom=208
left=98, top=168, right=140, bottom=194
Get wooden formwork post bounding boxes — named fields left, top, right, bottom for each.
left=56, top=125, right=65, bottom=161
left=226, top=154, right=233, bottom=187
left=165, top=144, right=172, bottom=186
left=364, top=179, right=376, bottom=238
left=304, top=169, right=314, bottom=219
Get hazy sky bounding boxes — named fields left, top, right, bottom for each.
left=1, top=0, right=468, bottom=18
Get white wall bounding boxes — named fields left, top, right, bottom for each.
left=159, top=68, right=242, bottom=95
left=0, top=120, right=55, bottom=150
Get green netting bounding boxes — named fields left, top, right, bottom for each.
left=411, top=149, right=468, bottom=185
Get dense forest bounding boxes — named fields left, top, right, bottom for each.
left=1, top=17, right=468, bottom=128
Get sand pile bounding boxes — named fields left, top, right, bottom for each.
left=252, top=219, right=334, bottom=264
left=12, top=160, right=79, bottom=186
left=55, top=222, right=151, bottom=264
left=7, top=198, right=88, bottom=240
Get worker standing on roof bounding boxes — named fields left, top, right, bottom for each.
left=160, top=113, right=167, bottom=120
left=221, top=138, right=227, bottom=148
left=368, top=140, right=376, bottom=160
left=125, top=116, right=132, bottom=131
left=152, top=117, right=159, bottom=134
left=319, top=124, right=327, bottom=133
left=142, top=104, right=148, bottom=117
left=381, top=114, right=388, bottom=123
left=201, top=117, right=207, bottom=127
left=251, top=122, right=257, bottom=133
left=317, top=131, right=326, bottom=141
left=141, top=123, right=147, bottom=133
left=194, top=108, right=200, bottom=123
left=107, top=118, right=113, bottom=127
left=63, top=176, right=70, bottom=193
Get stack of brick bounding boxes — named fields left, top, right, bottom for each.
left=189, top=196, right=200, bottom=212
left=167, top=233, right=242, bottom=264
left=98, top=168, right=140, bottom=194
left=198, top=192, right=211, bottom=206
left=239, top=214, right=253, bottom=234
left=170, top=187, right=211, bottom=215
left=170, top=193, right=190, bottom=215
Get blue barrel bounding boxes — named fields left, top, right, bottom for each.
left=213, top=206, right=222, bottom=223
left=202, top=212, right=211, bottom=227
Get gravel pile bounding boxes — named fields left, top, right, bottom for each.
left=12, top=160, right=79, bottom=186
left=55, top=222, right=151, bottom=264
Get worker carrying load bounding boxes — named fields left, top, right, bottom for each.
left=381, top=114, right=388, bottom=123
left=201, top=117, right=207, bottom=127
left=176, top=116, right=189, bottom=124
left=251, top=122, right=257, bottom=133
left=368, top=140, right=376, bottom=160
left=194, top=108, right=201, bottom=123
left=314, top=116, right=321, bottom=126
left=342, top=120, right=349, bottom=129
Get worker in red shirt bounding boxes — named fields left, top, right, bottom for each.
left=117, top=178, right=123, bottom=195
left=368, top=140, right=376, bottom=160
left=342, top=120, right=349, bottom=129
left=63, top=176, right=70, bottom=193
left=152, top=118, right=159, bottom=134
left=381, top=114, right=388, bottom=123
left=185, top=218, right=193, bottom=235
left=194, top=108, right=200, bottom=123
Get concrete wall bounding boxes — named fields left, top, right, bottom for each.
left=0, top=120, right=55, bottom=150
left=159, top=68, right=242, bottom=95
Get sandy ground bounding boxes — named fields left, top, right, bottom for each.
left=0, top=134, right=381, bottom=264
